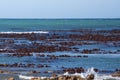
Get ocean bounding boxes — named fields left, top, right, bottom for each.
left=0, top=19, right=120, bottom=80
left=0, top=19, right=120, bottom=31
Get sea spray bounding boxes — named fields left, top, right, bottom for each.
left=85, top=67, right=97, bottom=77
left=18, top=67, right=120, bottom=80
left=71, top=67, right=97, bottom=78
left=19, top=67, right=97, bottom=79
left=63, top=72, right=69, bottom=76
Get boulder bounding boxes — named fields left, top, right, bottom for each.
left=31, top=77, right=41, bottom=80
left=71, top=76, right=85, bottom=80
left=58, top=76, right=63, bottom=80
left=112, top=71, right=120, bottom=77
left=86, top=74, right=94, bottom=80
left=8, top=77, right=14, bottom=80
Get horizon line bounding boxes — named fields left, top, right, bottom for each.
left=0, top=18, right=120, bottom=20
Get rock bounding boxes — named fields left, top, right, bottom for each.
left=8, top=77, right=14, bottom=80
left=49, top=77, right=58, bottom=80
left=76, top=76, right=85, bottom=80
left=94, top=68, right=99, bottom=72
left=62, top=76, right=67, bottom=80
left=30, top=70, right=40, bottom=74
left=63, top=67, right=84, bottom=74
left=52, top=73, right=57, bottom=78
left=0, top=70, right=4, bottom=73
left=68, top=76, right=85, bottom=80
left=112, top=71, right=120, bottom=77
left=86, top=74, right=94, bottom=80
left=58, top=76, right=63, bottom=80
left=31, top=77, right=41, bottom=80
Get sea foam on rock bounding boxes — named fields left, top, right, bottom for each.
left=18, top=67, right=120, bottom=80
left=19, top=67, right=97, bottom=80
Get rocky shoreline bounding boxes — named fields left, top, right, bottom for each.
left=0, top=29, right=119, bottom=54
left=0, top=29, right=120, bottom=80
left=2, top=70, right=120, bottom=80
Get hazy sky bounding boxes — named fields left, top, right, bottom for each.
left=0, top=0, right=120, bottom=18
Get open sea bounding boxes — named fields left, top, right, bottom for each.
left=0, top=19, right=120, bottom=80
left=0, top=19, right=120, bottom=31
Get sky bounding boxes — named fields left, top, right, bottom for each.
left=0, top=0, right=120, bottom=18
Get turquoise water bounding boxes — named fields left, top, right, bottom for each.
left=0, top=19, right=120, bottom=31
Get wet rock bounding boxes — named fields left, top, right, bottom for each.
left=57, top=76, right=85, bottom=80
left=30, top=75, right=86, bottom=80
left=58, top=76, right=63, bottom=80
left=31, top=77, right=41, bottom=80
left=52, top=73, right=57, bottom=78
left=27, top=63, right=35, bottom=68
left=30, top=70, right=40, bottom=74
left=49, top=77, right=58, bottom=80
left=37, top=64, right=44, bottom=68
left=63, top=67, right=84, bottom=74
left=71, top=76, right=85, bottom=80
left=82, top=49, right=91, bottom=54
left=7, top=53, right=33, bottom=57
left=76, top=76, right=85, bottom=80
left=0, top=30, right=120, bottom=53
left=94, top=68, right=99, bottom=72
left=59, top=55, right=71, bottom=57
left=0, top=64, right=9, bottom=67
left=44, top=71, right=48, bottom=74
left=83, top=55, right=88, bottom=58
left=86, top=74, right=94, bottom=80
left=112, top=71, right=120, bottom=77
left=115, top=69, right=120, bottom=71
left=8, top=77, right=15, bottom=80
left=0, top=63, right=51, bottom=69
left=0, top=70, right=4, bottom=73
left=36, top=54, right=45, bottom=57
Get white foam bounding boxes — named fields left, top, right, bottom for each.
left=0, top=31, right=49, bottom=34
left=70, top=67, right=120, bottom=80
left=73, top=73, right=85, bottom=78
left=63, top=72, right=69, bottom=76
left=19, top=68, right=120, bottom=80
left=41, top=77, right=47, bottom=79
left=19, top=75, right=47, bottom=80
left=85, top=67, right=97, bottom=76
left=72, top=67, right=97, bottom=78
left=32, top=53, right=37, bottom=58
left=95, top=74, right=120, bottom=80
left=19, top=75, right=34, bottom=79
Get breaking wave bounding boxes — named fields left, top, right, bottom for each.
left=19, top=67, right=120, bottom=80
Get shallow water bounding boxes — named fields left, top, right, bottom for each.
left=0, top=53, right=120, bottom=75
